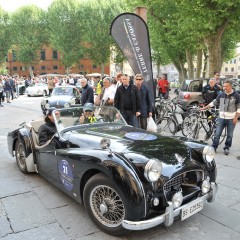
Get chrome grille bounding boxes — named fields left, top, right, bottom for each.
left=163, top=170, right=203, bottom=195
left=163, top=174, right=183, bottom=194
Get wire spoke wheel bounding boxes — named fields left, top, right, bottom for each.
left=90, top=185, right=125, bottom=227
left=15, top=140, right=28, bottom=173
left=182, top=114, right=198, bottom=137
left=83, top=173, right=128, bottom=236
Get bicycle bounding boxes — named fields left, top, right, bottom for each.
left=156, top=97, right=191, bottom=135
left=182, top=107, right=227, bottom=144
left=155, top=97, right=173, bottom=119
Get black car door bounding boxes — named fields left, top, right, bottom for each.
left=37, top=140, right=59, bottom=187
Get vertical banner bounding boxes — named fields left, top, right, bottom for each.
left=110, top=13, right=155, bottom=108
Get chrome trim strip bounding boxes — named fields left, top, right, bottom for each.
left=122, top=182, right=217, bottom=231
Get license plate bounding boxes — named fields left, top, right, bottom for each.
left=181, top=198, right=204, bottom=221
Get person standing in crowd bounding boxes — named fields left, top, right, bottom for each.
left=213, top=72, right=222, bottom=89
left=202, top=78, right=221, bottom=105
left=115, top=73, right=122, bottom=88
left=0, top=79, right=4, bottom=107
left=201, top=80, right=240, bottom=155
left=38, top=107, right=57, bottom=146
left=114, top=74, right=141, bottom=127
left=14, top=76, right=20, bottom=98
left=158, top=74, right=169, bottom=99
left=47, top=77, right=55, bottom=95
left=80, top=78, right=94, bottom=106
left=101, top=77, right=116, bottom=106
left=134, top=74, right=152, bottom=129
left=4, top=76, right=13, bottom=103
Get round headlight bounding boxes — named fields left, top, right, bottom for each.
left=45, top=103, right=50, bottom=109
left=144, top=159, right=162, bottom=182
left=64, top=103, right=70, bottom=108
left=203, top=145, right=215, bottom=163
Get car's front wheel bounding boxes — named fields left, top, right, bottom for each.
left=83, top=173, right=129, bottom=236
left=15, top=140, right=28, bottom=173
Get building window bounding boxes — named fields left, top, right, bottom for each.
left=41, top=50, right=46, bottom=60
left=225, top=67, right=228, bottom=72
left=53, top=50, right=58, bottom=59
left=92, top=65, right=97, bottom=68
left=79, top=64, right=84, bottom=69
left=32, top=66, right=34, bottom=70
left=12, top=51, right=17, bottom=61
left=231, top=67, right=234, bottom=72
left=20, top=66, right=26, bottom=71
left=234, top=59, right=236, bottom=64
left=239, top=57, right=240, bottom=61
left=238, top=66, right=240, bottom=70
left=53, top=65, right=58, bottom=70
left=41, top=66, right=46, bottom=70
left=13, top=66, right=17, bottom=71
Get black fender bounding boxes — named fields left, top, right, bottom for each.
left=101, top=153, right=147, bottom=221
left=69, top=149, right=147, bottom=221
left=18, top=128, right=33, bottom=158
left=56, top=148, right=147, bottom=220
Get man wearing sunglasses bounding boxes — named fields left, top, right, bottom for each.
left=134, top=74, right=152, bottom=129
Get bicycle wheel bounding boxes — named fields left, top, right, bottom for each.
left=156, top=117, right=176, bottom=134
left=181, top=113, right=199, bottom=137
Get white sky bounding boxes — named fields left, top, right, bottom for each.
left=0, top=0, right=54, bottom=12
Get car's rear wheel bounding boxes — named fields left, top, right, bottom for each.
left=83, top=173, right=129, bottom=236
left=15, top=140, right=28, bottom=173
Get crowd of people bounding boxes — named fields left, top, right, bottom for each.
left=1, top=72, right=240, bottom=158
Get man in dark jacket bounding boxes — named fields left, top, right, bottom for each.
left=114, top=74, right=141, bottom=127
left=80, top=78, right=94, bottom=106
left=134, top=74, right=152, bottom=129
left=38, top=107, right=57, bottom=145
left=202, top=78, right=221, bottom=104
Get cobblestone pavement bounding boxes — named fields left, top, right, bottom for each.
left=0, top=95, right=240, bottom=240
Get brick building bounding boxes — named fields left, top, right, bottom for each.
left=6, top=45, right=110, bottom=77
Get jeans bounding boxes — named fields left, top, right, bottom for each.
left=122, top=111, right=138, bottom=128
left=212, top=118, right=235, bottom=150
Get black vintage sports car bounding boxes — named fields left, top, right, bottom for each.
left=7, top=106, right=217, bottom=236
left=41, top=85, right=81, bottom=114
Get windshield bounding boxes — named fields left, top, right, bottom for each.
left=52, top=87, right=74, bottom=96
left=52, top=106, right=127, bottom=132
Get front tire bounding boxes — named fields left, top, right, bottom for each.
left=15, top=140, right=28, bottom=173
left=83, top=173, right=129, bottom=236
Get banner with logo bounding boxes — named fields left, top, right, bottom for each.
left=110, top=13, right=155, bottom=106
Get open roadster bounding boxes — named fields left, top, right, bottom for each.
left=7, top=106, right=217, bottom=236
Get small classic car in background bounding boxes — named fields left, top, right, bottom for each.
left=7, top=106, right=217, bottom=236
left=25, top=83, right=49, bottom=97
left=40, top=85, right=81, bottom=114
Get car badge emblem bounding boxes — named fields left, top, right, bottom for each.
left=175, top=153, right=185, bottom=163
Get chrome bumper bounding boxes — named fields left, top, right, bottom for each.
left=122, top=182, right=218, bottom=231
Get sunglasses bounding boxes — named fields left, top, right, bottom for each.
left=136, top=78, right=142, bottom=81
left=85, top=110, right=93, bottom=113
